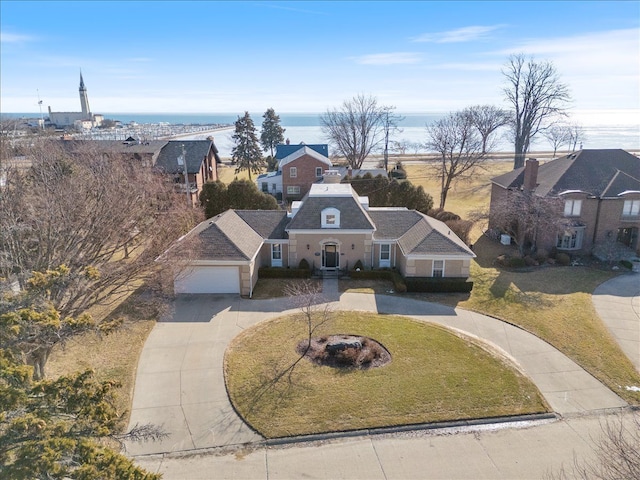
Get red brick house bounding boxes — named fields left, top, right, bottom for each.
left=155, top=140, right=220, bottom=207
left=489, top=149, right=640, bottom=259
left=280, top=146, right=332, bottom=202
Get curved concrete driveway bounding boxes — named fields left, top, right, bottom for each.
left=592, top=273, right=640, bottom=372
left=126, top=287, right=626, bottom=457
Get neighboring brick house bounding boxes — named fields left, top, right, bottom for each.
left=280, top=146, right=333, bottom=202
left=172, top=175, right=475, bottom=295
left=154, top=140, right=220, bottom=207
left=489, top=149, right=640, bottom=258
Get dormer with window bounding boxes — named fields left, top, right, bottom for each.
left=321, top=207, right=340, bottom=228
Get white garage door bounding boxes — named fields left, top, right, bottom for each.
left=174, top=266, right=240, bottom=294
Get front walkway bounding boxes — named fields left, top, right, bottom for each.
left=126, top=289, right=627, bottom=456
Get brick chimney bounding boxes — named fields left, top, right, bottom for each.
left=523, top=158, right=539, bottom=192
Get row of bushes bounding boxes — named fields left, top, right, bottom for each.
left=404, top=277, right=474, bottom=293
left=258, top=267, right=311, bottom=278
left=496, top=250, right=572, bottom=268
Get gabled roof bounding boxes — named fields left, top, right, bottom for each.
left=492, top=149, right=640, bottom=197
left=276, top=143, right=328, bottom=160
left=188, top=210, right=265, bottom=261
left=278, top=145, right=332, bottom=169
left=155, top=140, right=216, bottom=175
left=286, top=184, right=375, bottom=231
left=369, top=209, right=474, bottom=257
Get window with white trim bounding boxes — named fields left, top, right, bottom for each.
left=557, top=227, right=584, bottom=250
left=432, top=260, right=444, bottom=278
left=623, top=199, right=640, bottom=216
left=287, top=186, right=300, bottom=194
left=564, top=199, right=582, bottom=217
left=289, top=166, right=297, bottom=178
left=315, top=167, right=323, bottom=178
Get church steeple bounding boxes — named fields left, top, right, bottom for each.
left=79, top=70, right=91, bottom=117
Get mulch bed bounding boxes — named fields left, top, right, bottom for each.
left=296, top=334, right=391, bottom=369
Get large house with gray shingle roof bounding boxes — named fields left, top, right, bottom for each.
left=489, top=149, right=640, bottom=258
left=174, top=177, right=475, bottom=295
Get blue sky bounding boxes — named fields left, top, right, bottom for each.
left=1, top=1, right=638, bottom=117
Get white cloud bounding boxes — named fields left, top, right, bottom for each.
left=412, top=25, right=504, bottom=43
left=351, top=52, right=422, bottom=65
left=0, top=31, right=35, bottom=44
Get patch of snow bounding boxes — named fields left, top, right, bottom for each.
left=625, top=386, right=640, bottom=392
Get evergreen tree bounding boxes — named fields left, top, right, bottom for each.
left=260, top=108, right=286, bottom=159
left=231, top=112, right=264, bottom=181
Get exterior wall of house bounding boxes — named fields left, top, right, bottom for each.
left=595, top=196, right=640, bottom=253
left=372, top=243, right=398, bottom=268
left=240, top=263, right=255, bottom=297
left=287, top=232, right=373, bottom=271
left=282, top=155, right=329, bottom=202
left=257, top=243, right=290, bottom=268
left=409, top=258, right=470, bottom=278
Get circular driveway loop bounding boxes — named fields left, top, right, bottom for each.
left=126, top=277, right=634, bottom=457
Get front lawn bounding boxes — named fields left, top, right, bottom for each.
left=224, top=311, right=548, bottom=438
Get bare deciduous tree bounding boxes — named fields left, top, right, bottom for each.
left=380, top=106, right=404, bottom=171
left=464, top=105, right=511, bottom=154
left=0, top=139, right=201, bottom=376
left=567, top=122, right=586, bottom=151
left=426, top=110, right=487, bottom=209
left=542, top=123, right=573, bottom=158
left=503, top=54, right=571, bottom=170
left=490, top=190, right=564, bottom=255
left=321, top=94, right=386, bottom=169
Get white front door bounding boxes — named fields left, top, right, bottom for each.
left=379, top=244, right=391, bottom=268
left=271, top=243, right=283, bottom=267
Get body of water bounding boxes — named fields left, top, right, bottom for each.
left=4, top=111, right=639, bottom=158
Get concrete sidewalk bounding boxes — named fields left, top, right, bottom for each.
left=134, top=412, right=634, bottom=479
left=592, top=273, right=640, bottom=372
left=126, top=290, right=627, bottom=457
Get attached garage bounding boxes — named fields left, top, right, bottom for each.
left=174, top=266, right=240, bottom=294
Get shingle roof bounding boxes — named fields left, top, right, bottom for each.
left=155, top=140, right=214, bottom=175
left=235, top=210, right=289, bottom=239
left=286, top=192, right=375, bottom=231
left=276, top=143, right=328, bottom=159
left=59, top=139, right=167, bottom=155
left=491, top=149, right=640, bottom=197
left=278, top=145, right=332, bottom=169
left=368, top=209, right=422, bottom=239
left=182, top=210, right=265, bottom=261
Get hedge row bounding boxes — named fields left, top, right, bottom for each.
left=404, top=277, right=474, bottom=293
left=258, top=267, right=311, bottom=279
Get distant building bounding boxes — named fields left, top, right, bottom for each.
left=48, top=72, right=103, bottom=129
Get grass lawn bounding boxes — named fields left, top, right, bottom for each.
left=224, top=311, right=548, bottom=438
left=46, top=290, right=162, bottom=431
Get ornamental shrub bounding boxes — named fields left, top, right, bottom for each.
left=556, top=253, right=571, bottom=266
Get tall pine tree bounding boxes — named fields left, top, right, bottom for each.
left=232, top=111, right=265, bottom=181
left=260, top=108, right=286, bottom=160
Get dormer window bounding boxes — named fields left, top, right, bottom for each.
left=321, top=207, right=340, bottom=228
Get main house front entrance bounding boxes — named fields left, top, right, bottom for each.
left=322, top=243, right=339, bottom=269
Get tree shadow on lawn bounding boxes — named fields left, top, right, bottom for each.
left=472, top=235, right=617, bottom=300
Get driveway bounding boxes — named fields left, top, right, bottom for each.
left=126, top=288, right=627, bottom=457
